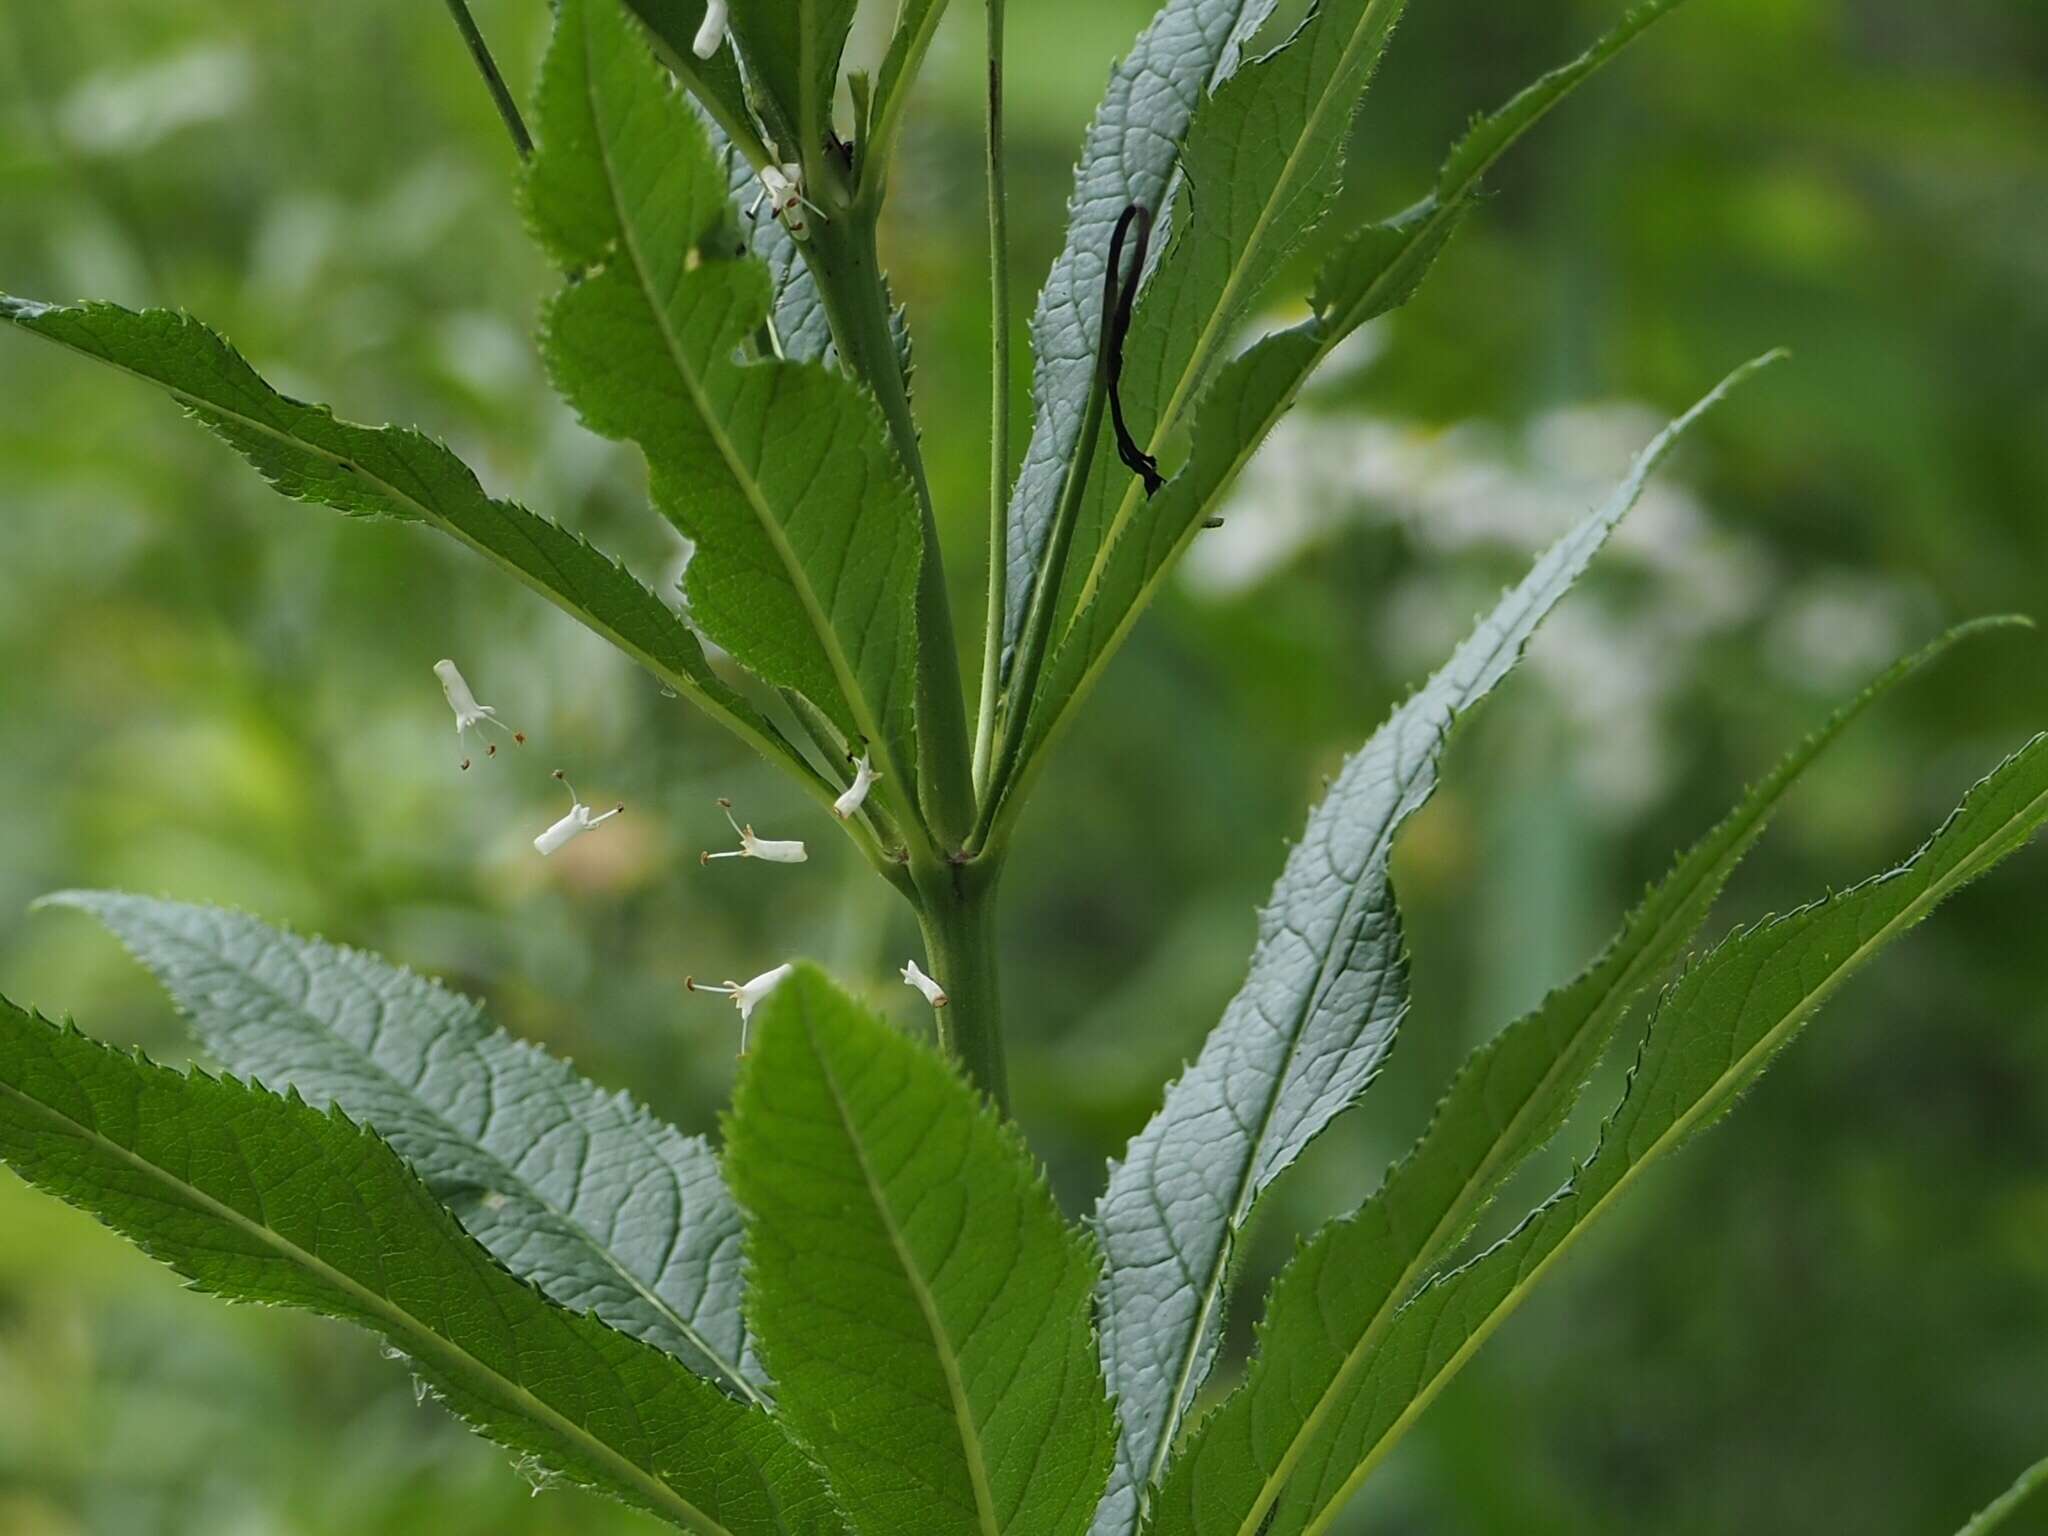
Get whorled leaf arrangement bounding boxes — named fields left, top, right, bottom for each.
left=1, top=0, right=2043, bottom=1530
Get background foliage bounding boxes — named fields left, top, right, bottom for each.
left=0, top=0, right=2044, bottom=1531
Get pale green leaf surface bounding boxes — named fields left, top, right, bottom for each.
left=1012, top=0, right=1694, bottom=792
left=44, top=892, right=763, bottom=1402
left=1154, top=734, right=2048, bottom=1536
left=0, top=293, right=810, bottom=786
left=1086, top=359, right=1771, bottom=1536
left=1003, top=0, right=1277, bottom=658
left=0, top=999, right=838, bottom=1536
left=729, top=968, right=1114, bottom=1536
left=527, top=0, right=923, bottom=795
left=1138, top=621, right=2019, bottom=1536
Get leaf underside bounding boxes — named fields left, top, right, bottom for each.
left=46, top=891, right=763, bottom=1401
left=0, top=998, right=836, bottom=1536
left=1088, top=356, right=1774, bottom=1536
left=1142, top=625, right=2027, bottom=1536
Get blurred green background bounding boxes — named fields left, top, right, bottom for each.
left=2, top=0, right=2045, bottom=1531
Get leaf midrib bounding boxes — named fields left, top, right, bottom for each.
left=578, top=4, right=908, bottom=803
left=1221, top=821, right=1755, bottom=1536
left=0, top=1075, right=732, bottom=1536
left=0, top=304, right=806, bottom=786
left=121, top=907, right=761, bottom=1404
left=1281, top=781, right=2048, bottom=1536
left=807, top=1016, right=1003, bottom=1536
left=1130, top=675, right=1473, bottom=1511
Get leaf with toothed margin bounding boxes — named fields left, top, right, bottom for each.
left=1153, top=731, right=2048, bottom=1536
left=1003, top=0, right=1278, bottom=663
left=0, top=996, right=840, bottom=1536
left=1146, top=618, right=2023, bottom=1531
left=40, top=892, right=765, bottom=1402
left=725, top=0, right=856, bottom=161
left=708, top=116, right=916, bottom=384
left=1007, top=0, right=1704, bottom=802
left=729, top=966, right=1115, bottom=1536
left=527, top=0, right=924, bottom=801
left=1084, top=356, right=1777, bottom=1536
left=0, top=292, right=809, bottom=784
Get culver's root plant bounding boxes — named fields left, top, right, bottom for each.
left=2, top=1, right=2044, bottom=1531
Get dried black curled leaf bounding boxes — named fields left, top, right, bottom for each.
left=1103, top=203, right=1163, bottom=498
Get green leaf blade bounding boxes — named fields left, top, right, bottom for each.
left=1157, top=733, right=2048, bottom=1536
left=1142, top=617, right=2021, bottom=1536
left=1004, top=0, right=1277, bottom=658
left=0, top=1000, right=839, bottom=1536
left=730, top=968, right=1114, bottom=1536
left=1019, top=0, right=1700, bottom=775
left=0, top=293, right=811, bottom=793
left=529, top=0, right=924, bottom=803
left=1087, top=359, right=1774, bottom=1536
left=44, top=892, right=764, bottom=1402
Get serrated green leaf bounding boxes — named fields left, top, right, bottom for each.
left=1019, top=0, right=1696, bottom=774
left=1154, top=734, right=2048, bottom=1536
left=1310, top=0, right=1694, bottom=328
left=527, top=0, right=924, bottom=810
left=729, top=967, right=1114, bottom=1536
left=44, top=892, right=764, bottom=1403
left=1003, top=0, right=1277, bottom=659
left=0, top=292, right=821, bottom=795
left=727, top=0, right=856, bottom=160
left=1138, top=619, right=2021, bottom=1536
left=867, top=0, right=952, bottom=188
left=0, top=998, right=839, bottom=1536
left=620, top=0, right=764, bottom=157
left=1086, top=358, right=1771, bottom=1536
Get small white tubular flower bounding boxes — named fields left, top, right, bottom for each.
left=901, top=959, right=949, bottom=1009
left=533, top=770, right=623, bottom=856
left=688, top=963, right=794, bottom=1051
left=434, top=658, right=524, bottom=770
left=832, top=752, right=881, bottom=820
left=702, top=798, right=807, bottom=865
left=691, top=0, right=727, bottom=58
left=747, top=163, right=824, bottom=241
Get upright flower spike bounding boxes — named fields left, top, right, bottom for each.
left=901, top=959, right=949, bottom=1009
left=687, top=963, right=795, bottom=1052
left=532, top=769, right=623, bottom=856
left=434, top=658, right=524, bottom=770
left=691, top=0, right=727, bottom=58
left=832, top=752, right=881, bottom=820
left=702, top=798, right=807, bottom=865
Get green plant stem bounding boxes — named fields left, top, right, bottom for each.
left=971, top=0, right=1012, bottom=794
left=807, top=209, right=979, bottom=851
left=970, top=345, right=1112, bottom=852
left=439, top=0, right=534, bottom=158
left=1958, top=1455, right=2048, bottom=1536
left=912, top=860, right=1009, bottom=1112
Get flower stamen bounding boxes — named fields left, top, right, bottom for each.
left=435, top=659, right=525, bottom=771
